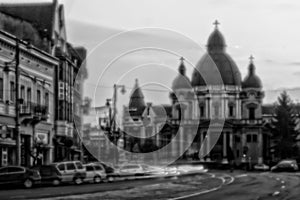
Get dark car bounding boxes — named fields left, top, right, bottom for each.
left=93, top=162, right=120, bottom=182
left=0, top=166, right=41, bottom=188
left=31, top=165, right=63, bottom=186
left=271, top=159, right=299, bottom=172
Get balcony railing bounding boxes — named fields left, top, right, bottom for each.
left=20, top=102, right=48, bottom=118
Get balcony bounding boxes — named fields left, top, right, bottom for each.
left=20, top=102, right=49, bottom=123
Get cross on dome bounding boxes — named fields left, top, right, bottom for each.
left=249, top=55, right=254, bottom=63
left=213, top=20, right=220, bottom=29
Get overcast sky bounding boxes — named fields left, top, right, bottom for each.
left=4, top=0, right=300, bottom=106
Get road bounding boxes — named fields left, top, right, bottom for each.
left=183, top=172, right=300, bottom=200
left=1, top=171, right=300, bottom=199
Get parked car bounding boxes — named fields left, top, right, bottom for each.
left=93, top=162, right=120, bottom=182
left=84, top=164, right=106, bottom=183
left=254, top=163, right=270, bottom=171
left=52, top=161, right=86, bottom=185
left=0, top=166, right=41, bottom=188
left=31, top=165, right=62, bottom=186
left=271, top=159, right=299, bottom=172
left=177, top=164, right=207, bottom=174
left=118, top=164, right=146, bottom=177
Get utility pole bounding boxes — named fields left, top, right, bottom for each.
left=15, top=39, right=21, bottom=166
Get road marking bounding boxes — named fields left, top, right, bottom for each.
left=235, top=174, right=248, bottom=178
left=281, top=185, right=286, bottom=189
left=281, top=181, right=285, bottom=184
left=169, top=185, right=221, bottom=200
left=273, top=191, right=280, bottom=196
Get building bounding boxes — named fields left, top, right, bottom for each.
left=0, top=0, right=87, bottom=164
left=122, top=22, right=269, bottom=166
left=0, top=29, right=58, bottom=166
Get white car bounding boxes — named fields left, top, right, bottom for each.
left=254, top=163, right=270, bottom=171
left=118, top=164, right=146, bottom=176
left=84, top=164, right=106, bottom=183
left=177, top=164, right=207, bottom=174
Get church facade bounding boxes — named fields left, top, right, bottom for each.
left=123, top=22, right=270, bottom=166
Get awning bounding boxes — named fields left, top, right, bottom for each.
left=0, top=138, right=16, bottom=146
left=0, top=115, right=15, bottom=127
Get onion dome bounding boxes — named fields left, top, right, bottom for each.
left=129, top=79, right=146, bottom=116
left=191, top=20, right=241, bottom=87
left=172, top=57, right=191, bottom=90
left=242, top=55, right=262, bottom=89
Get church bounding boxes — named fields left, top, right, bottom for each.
left=122, top=21, right=270, bottom=166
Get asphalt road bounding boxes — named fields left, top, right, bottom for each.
left=1, top=172, right=300, bottom=200
left=183, top=172, right=300, bottom=200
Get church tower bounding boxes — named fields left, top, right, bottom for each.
left=241, top=56, right=265, bottom=164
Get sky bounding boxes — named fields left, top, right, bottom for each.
left=3, top=0, right=300, bottom=106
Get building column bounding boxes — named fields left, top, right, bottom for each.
left=200, top=131, right=205, bottom=161
left=258, top=130, right=263, bottom=164
left=222, top=133, right=228, bottom=164
left=206, top=132, right=211, bottom=162
left=229, top=132, right=233, bottom=148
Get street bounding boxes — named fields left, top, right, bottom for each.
left=1, top=171, right=300, bottom=200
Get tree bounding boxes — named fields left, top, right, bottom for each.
left=272, top=91, right=298, bottom=160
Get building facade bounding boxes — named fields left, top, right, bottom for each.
left=0, top=0, right=87, bottom=165
left=123, top=22, right=269, bottom=166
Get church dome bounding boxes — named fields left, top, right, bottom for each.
left=129, top=79, right=146, bottom=116
left=191, top=21, right=241, bottom=87
left=242, top=56, right=262, bottom=89
left=172, top=57, right=191, bottom=90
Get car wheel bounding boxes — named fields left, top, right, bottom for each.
left=24, top=179, right=33, bottom=188
left=52, top=179, right=61, bottom=186
left=107, top=176, right=114, bottom=182
left=94, top=176, right=101, bottom=183
left=74, top=177, right=83, bottom=185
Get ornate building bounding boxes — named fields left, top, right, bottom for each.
left=0, top=0, right=87, bottom=165
left=123, top=21, right=269, bottom=165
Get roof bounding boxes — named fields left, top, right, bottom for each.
left=0, top=1, right=57, bottom=39
left=242, top=62, right=262, bottom=89
left=172, top=59, right=191, bottom=90
left=207, top=28, right=226, bottom=53
left=191, top=52, right=242, bottom=86
left=129, top=79, right=146, bottom=117
left=191, top=24, right=241, bottom=87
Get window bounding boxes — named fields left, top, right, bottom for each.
left=0, top=167, right=8, bottom=174
left=235, top=135, right=240, bottom=143
left=66, top=163, right=76, bottom=170
left=86, top=166, right=94, bottom=171
left=8, top=167, right=24, bottom=173
left=10, top=81, right=15, bottom=102
left=247, top=134, right=252, bottom=143
left=57, top=164, right=65, bottom=171
left=37, top=90, right=41, bottom=105
left=0, top=77, right=3, bottom=100
left=20, top=85, right=25, bottom=101
left=94, top=165, right=104, bottom=171
left=253, top=134, right=258, bottom=142
left=236, top=150, right=240, bottom=157
left=45, top=92, right=49, bottom=107
left=200, top=106, right=204, bottom=117
left=27, top=88, right=31, bottom=103
left=229, top=105, right=234, bottom=117
left=75, top=162, right=83, bottom=169
left=249, top=107, right=255, bottom=120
